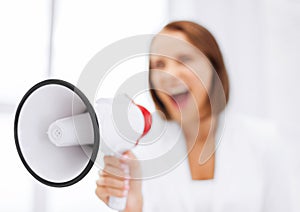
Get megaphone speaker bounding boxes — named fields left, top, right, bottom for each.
left=14, top=78, right=156, bottom=211
left=14, top=79, right=99, bottom=187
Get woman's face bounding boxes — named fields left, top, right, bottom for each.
left=150, top=29, right=213, bottom=124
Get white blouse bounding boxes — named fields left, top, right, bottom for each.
left=133, top=112, right=293, bottom=212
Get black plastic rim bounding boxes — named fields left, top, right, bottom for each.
left=14, top=79, right=100, bottom=187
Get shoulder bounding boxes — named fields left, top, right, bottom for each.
left=217, top=111, right=284, bottom=170
left=223, top=111, right=279, bottom=147
left=222, top=111, right=288, bottom=177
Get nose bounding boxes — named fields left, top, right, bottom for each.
left=161, top=60, right=186, bottom=86
left=165, top=60, right=182, bottom=76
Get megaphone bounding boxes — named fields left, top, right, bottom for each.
left=14, top=79, right=152, bottom=211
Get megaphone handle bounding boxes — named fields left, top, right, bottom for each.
left=106, top=152, right=129, bottom=211
left=108, top=195, right=127, bottom=211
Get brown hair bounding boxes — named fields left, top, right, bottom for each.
left=149, top=20, right=230, bottom=119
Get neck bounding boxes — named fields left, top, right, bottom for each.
left=181, top=114, right=218, bottom=180
left=182, top=114, right=215, bottom=144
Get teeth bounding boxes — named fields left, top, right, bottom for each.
left=170, top=87, right=188, bottom=95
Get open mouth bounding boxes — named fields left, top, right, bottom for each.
left=169, top=90, right=190, bottom=108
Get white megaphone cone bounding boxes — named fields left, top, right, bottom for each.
left=47, top=95, right=151, bottom=211
left=14, top=79, right=99, bottom=187
left=15, top=79, right=152, bottom=211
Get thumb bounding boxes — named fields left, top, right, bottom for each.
left=121, top=151, right=142, bottom=179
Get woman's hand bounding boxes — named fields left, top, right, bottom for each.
left=95, top=151, right=143, bottom=212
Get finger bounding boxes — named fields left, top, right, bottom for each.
left=120, top=151, right=138, bottom=166
left=99, top=169, right=108, bottom=177
left=96, top=185, right=128, bottom=198
left=103, top=155, right=122, bottom=168
left=95, top=187, right=109, bottom=204
left=103, top=165, right=130, bottom=179
left=99, top=169, right=126, bottom=178
left=96, top=177, right=130, bottom=190
left=120, top=151, right=134, bottom=162
left=124, top=150, right=137, bottom=159
left=120, top=152, right=140, bottom=170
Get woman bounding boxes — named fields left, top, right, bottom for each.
left=95, top=21, right=291, bottom=212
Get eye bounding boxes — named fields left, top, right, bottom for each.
left=178, top=55, right=192, bottom=63
left=151, top=60, right=165, bottom=69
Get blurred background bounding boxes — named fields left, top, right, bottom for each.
left=0, top=0, right=299, bottom=211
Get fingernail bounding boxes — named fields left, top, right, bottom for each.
left=121, top=164, right=130, bottom=174
left=121, top=163, right=127, bottom=169
left=124, top=180, right=130, bottom=190
left=121, top=154, right=129, bottom=161
left=123, top=190, right=128, bottom=196
left=96, top=179, right=101, bottom=185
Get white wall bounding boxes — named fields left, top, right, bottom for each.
left=169, top=0, right=300, bottom=125
left=0, top=0, right=50, bottom=104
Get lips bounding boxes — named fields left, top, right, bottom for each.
left=170, top=90, right=190, bottom=108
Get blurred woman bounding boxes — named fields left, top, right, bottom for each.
left=95, top=21, right=291, bottom=212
